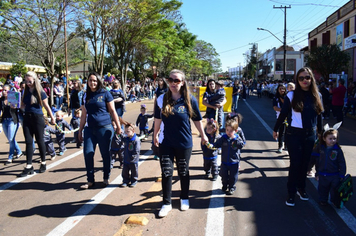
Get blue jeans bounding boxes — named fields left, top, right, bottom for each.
left=2, top=118, right=22, bottom=160
left=55, top=96, right=63, bottom=109
left=232, top=95, right=239, bottom=112
left=83, top=124, right=114, bottom=183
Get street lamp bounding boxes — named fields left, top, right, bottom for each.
left=257, top=27, right=286, bottom=81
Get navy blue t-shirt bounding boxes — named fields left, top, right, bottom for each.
left=23, top=90, right=47, bottom=114
left=154, top=94, right=202, bottom=149
left=84, top=89, right=113, bottom=127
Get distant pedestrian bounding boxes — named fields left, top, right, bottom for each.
left=136, top=104, right=153, bottom=140
left=330, top=79, right=346, bottom=123
left=273, top=84, right=287, bottom=153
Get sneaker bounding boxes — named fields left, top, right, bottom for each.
left=154, top=155, right=159, bottom=160
left=227, top=188, right=235, bottom=195
left=59, top=151, right=64, bottom=156
left=158, top=204, right=172, bottom=218
left=286, top=196, right=295, bottom=207
left=180, top=199, right=189, bottom=211
left=129, top=181, right=137, bottom=188
left=204, top=173, right=210, bottom=179
left=297, top=189, right=309, bottom=201
left=119, top=164, right=123, bottom=169
left=103, top=179, right=109, bottom=186
left=14, top=153, right=24, bottom=159
left=51, top=155, right=56, bottom=161
left=39, top=163, right=46, bottom=173
left=4, top=159, right=12, bottom=165
left=18, top=166, right=34, bottom=177
left=120, top=183, right=128, bottom=188
left=212, top=175, right=218, bottom=181
left=80, top=182, right=95, bottom=189
left=277, top=148, right=282, bottom=153
left=222, top=185, right=228, bottom=192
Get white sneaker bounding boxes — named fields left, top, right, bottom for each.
left=158, top=204, right=172, bottom=218
left=180, top=199, right=189, bottom=211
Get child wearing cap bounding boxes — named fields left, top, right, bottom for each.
left=136, top=104, right=153, bottom=140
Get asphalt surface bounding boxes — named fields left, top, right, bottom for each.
left=1, top=93, right=356, bottom=236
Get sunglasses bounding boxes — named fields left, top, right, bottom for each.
left=166, top=77, right=182, bottom=84
left=298, top=75, right=311, bottom=81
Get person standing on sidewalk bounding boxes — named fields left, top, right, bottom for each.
left=19, top=71, right=55, bottom=177
left=273, top=84, right=287, bottom=153
left=153, top=69, right=208, bottom=217
left=232, top=80, right=240, bottom=112
left=273, top=67, right=323, bottom=207
left=330, top=79, right=347, bottom=124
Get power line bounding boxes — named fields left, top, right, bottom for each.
left=268, top=0, right=341, bottom=7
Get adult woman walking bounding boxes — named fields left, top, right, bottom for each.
left=68, top=79, right=84, bottom=117
left=273, top=67, right=323, bottom=207
left=19, top=71, right=55, bottom=177
left=273, top=84, right=287, bottom=153
left=1, top=85, right=23, bottom=165
left=78, top=72, right=121, bottom=189
left=153, top=69, right=208, bottom=217
left=110, top=79, right=126, bottom=119
left=202, top=79, right=226, bottom=125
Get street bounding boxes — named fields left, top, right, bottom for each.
left=1, top=93, right=356, bottom=236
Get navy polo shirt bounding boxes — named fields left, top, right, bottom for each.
left=154, top=94, right=202, bottom=149
left=23, top=90, right=47, bottom=114
left=84, top=88, right=113, bottom=127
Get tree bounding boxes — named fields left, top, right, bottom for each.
left=306, top=44, right=350, bottom=80
left=9, top=60, right=28, bottom=77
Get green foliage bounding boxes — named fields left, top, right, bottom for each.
left=306, top=44, right=350, bottom=79
left=0, top=77, right=6, bottom=84
left=9, top=60, right=28, bottom=76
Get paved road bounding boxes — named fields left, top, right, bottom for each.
left=0, top=94, right=356, bottom=236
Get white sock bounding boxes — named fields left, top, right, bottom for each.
left=26, top=164, right=32, bottom=169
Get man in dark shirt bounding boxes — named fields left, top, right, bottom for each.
left=330, top=79, right=346, bottom=123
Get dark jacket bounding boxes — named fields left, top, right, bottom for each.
left=123, top=134, right=141, bottom=164
left=213, top=133, right=245, bottom=165
left=313, top=143, right=346, bottom=178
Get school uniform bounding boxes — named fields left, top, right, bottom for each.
left=122, top=134, right=141, bottom=184
left=272, top=95, right=286, bottom=149
left=55, top=119, right=71, bottom=152
left=136, top=113, right=154, bottom=136
left=111, top=133, right=124, bottom=168
left=70, top=116, right=81, bottom=147
left=201, top=132, right=221, bottom=177
left=214, top=133, right=245, bottom=191
left=44, top=125, right=58, bottom=157
left=155, top=93, right=202, bottom=205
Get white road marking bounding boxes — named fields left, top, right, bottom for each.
left=205, top=155, right=224, bottom=236
left=47, top=151, right=151, bottom=236
left=244, top=99, right=356, bottom=234
left=0, top=150, right=83, bottom=193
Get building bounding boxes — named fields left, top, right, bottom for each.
left=228, top=66, right=243, bottom=79
left=0, top=62, right=46, bottom=79
left=257, top=46, right=306, bottom=81
left=68, top=60, right=92, bottom=78
left=308, top=0, right=356, bottom=81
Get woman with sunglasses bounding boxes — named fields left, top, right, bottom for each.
left=273, top=67, right=323, bottom=207
left=153, top=69, right=208, bottom=217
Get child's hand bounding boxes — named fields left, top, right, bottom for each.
left=315, top=176, right=319, bottom=181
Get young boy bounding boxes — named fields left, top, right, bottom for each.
left=136, top=104, right=153, bottom=140
left=55, top=111, right=72, bottom=155
left=70, top=109, right=82, bottom=148
left=120, top=123, right=141, bottom=187
left=44, top=117, right=59, bottom=160
left=213, top=118, right=246, bottom=195
left=110, top=123, right=124, bottom=169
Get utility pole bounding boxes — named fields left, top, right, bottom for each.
left=274, top=5, right=291, bottom=81
left=63, top=0, right=69, bottom=106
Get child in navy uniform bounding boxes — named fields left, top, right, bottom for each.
left=213, top=118, right=245, bottom=195
left=313, top=122, right=346, bottom=206
left=44, top=117, right=59, bottom=160
left=136, top=104, right=153, bottom=140
left=110, top=123, right=124, bottom=169
left=120, top=124, right=141, bottom=187
left=70, top=109, right=82, bottom=148
left=55, top=111, right=72, bottom=155
left=201, top=119, right=221, bottom=180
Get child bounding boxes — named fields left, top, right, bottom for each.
left=120, top=123, right=141, bottom=187
left=110, top=122, right=124, bottom=169
left=55, top=111, right=72, bottom=155
left=136, top=104, right=153, bottom=140
left=201, top=119, right=221, bottom=180
left=44, top=117, right=59, bottom=160
left=286, top=82, right=295, bottom=92
left=313, top=122, right=346, bottom=206
left=213, top=118, right=246, bottom=195
left=225, top=112, right=246, bottom=145
left=70, top=109, right=82, bottom=148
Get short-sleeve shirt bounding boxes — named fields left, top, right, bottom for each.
left=154, top=94, right=202, bottom=149
left=23, top=90, right=47, bottom=114
left=84, top=88, right=113, bottom=127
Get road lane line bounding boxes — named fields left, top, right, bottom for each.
left=205, top=156, right=224, bottom=236
left=47, top=150, right=152, bottom=236
left=0, top=150, right=83, bottom=193
left=244, top=100, right=356, bottom=234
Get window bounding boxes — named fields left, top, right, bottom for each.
left=322, top=31, right=330, bottom=45
left=344, top=20, right=350, bottom=38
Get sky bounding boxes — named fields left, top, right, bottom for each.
left=179, top=0, right=351, bottom=72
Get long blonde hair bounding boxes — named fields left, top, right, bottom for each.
left=23, top=71, right=45, bottom=107
left=162, top=69, right=195, bottom=118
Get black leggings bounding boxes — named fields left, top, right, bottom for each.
left=159, top=144, right=192, bottom=205
left=23, top=112, right=46, bottom=164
